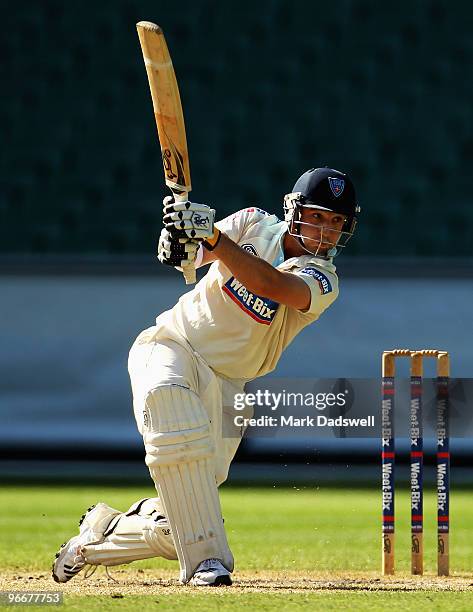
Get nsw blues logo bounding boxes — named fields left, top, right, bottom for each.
left=300, top=267, right=333, bottom=294
left=223, top=277, right=279, bottom=324
left=328, top=177, right=345, bottom=198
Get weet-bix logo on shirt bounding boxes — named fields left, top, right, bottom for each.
left=299, top=267, right=332, bottom=294
left=223, top=277, right=279, bottom=325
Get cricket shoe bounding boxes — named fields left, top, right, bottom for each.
left=189, top=558, right=232, bottom=586
left=52, top=503, right=119, bottom=583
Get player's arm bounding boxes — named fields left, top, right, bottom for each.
left=197, top=245, right=217, bottom=267
left=161, top=200, right=311, bottom=311
left=205, top=231, right=311, bottom=311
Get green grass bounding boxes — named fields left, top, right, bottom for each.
left=1, top=484, right=472, bottom=610
left=48, top=592, right=473, bottom=611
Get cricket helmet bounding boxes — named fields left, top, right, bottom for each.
left=283, top=167, right=360, bottom=257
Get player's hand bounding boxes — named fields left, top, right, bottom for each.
left=163, top=196, right=216, bottom=240
left=157, top=228, right=201, bottom=267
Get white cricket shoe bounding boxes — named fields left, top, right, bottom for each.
left=52, top=534, right=87, bottom=583
left=52, top=504, right=113, bottom=583
left=190, top=558, right=232, bottom=586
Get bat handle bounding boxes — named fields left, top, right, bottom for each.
left=181, top=263, right=196, bottom=285
left=173, top=190, right=196, bottom=285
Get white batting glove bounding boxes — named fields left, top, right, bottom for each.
left=163, top=196, right=216, bottom=240
left=157, top=228, right=201, bottom=268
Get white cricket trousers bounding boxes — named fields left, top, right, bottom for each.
left=128, top=324, right=247, bottom=487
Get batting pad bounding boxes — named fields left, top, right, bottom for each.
left=143, top=384, right=234, bottom=582
left=82, top=498, right=177, bottom=566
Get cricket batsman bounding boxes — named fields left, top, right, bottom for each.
left=53, top=167, right=360, bottom=586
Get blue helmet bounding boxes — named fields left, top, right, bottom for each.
left=283, top=167, right=360, bottom=257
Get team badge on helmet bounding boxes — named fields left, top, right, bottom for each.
left=328, top=177, right=345, bottom=197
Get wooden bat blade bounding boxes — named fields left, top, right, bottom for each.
left=137, top=21, right=195, bottom=285
left=136, top=21, right=191, bottom=196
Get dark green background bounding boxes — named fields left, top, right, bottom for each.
left=2, top=0, right=472, bottom=256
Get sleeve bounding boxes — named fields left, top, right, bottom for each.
left=294, top=265, right=339, bottom=316
left=215, top=208, right=270, bottom=243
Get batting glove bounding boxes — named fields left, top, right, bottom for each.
left=157, top=228, right=201, bottom=267
left=163, top=196, right=216, bottom=240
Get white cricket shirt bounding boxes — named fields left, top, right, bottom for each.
left=160, top=208, right=339, bottom=380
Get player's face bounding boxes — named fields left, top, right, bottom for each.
left=298, top=207, right=346, bottom=254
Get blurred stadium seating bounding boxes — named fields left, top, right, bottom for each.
left=2, top=0, right=473, bottom=482
left=1, top=0, right=472, bottom=256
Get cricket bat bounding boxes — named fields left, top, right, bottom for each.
left=136, top=21, right=195, bottom=284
